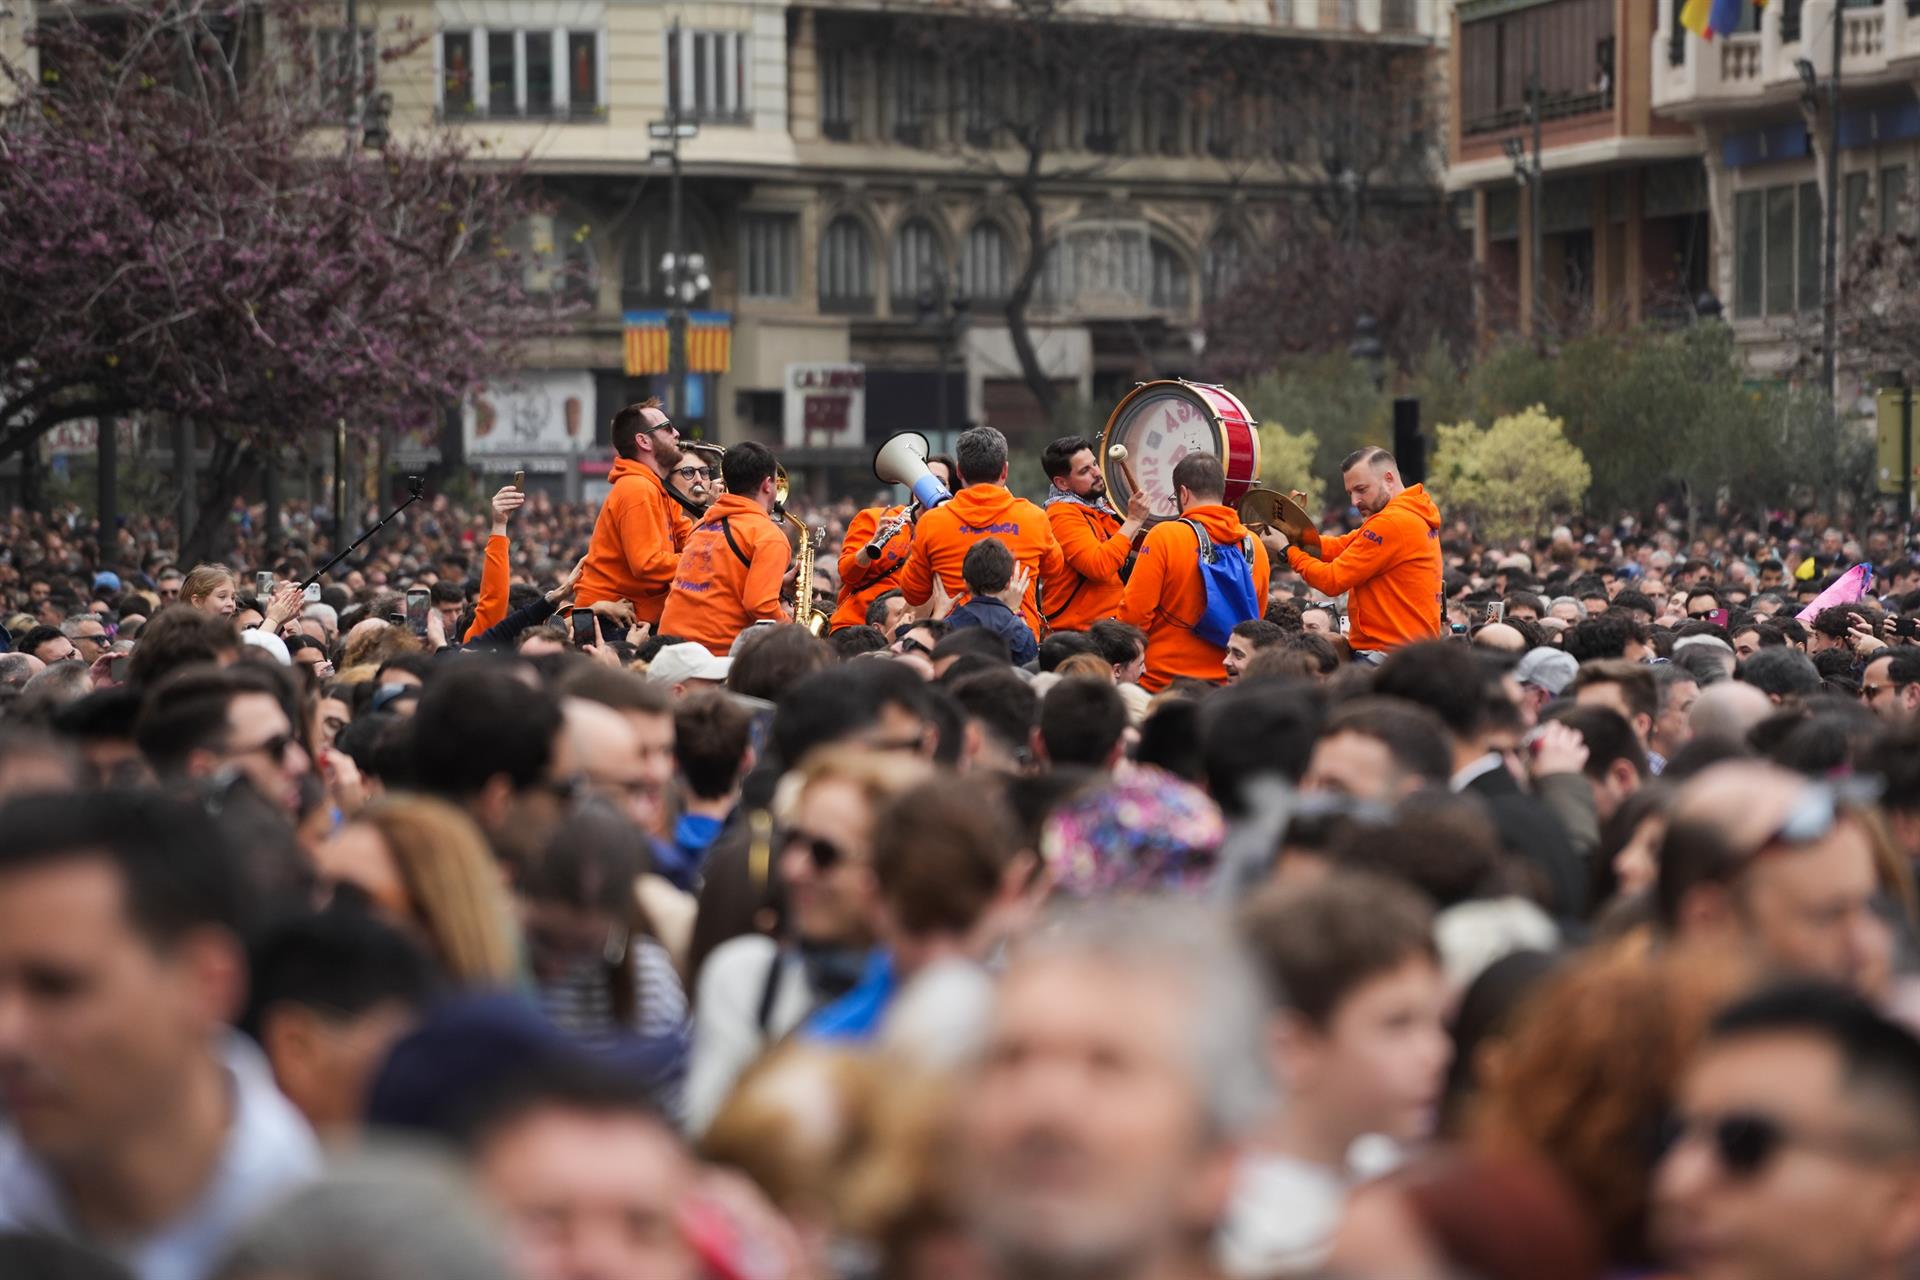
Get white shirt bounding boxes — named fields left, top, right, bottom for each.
left=1216, top=1152, right=1348, bottom=1278
left=684, top=934, right=816, bottom=1136
left=0, top=1034, right=321, bottom=1280
left=1448, top=751, right=1506, bottom=793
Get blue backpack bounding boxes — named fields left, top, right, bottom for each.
left=1179, top=519, right=1260, bottom=648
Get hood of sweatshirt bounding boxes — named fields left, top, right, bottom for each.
left=1181, top=503, right=1251, bottom=545
left=943, top=484, right=1030, bottom=531
left=609, top=456, right=664, bottom=489
left=702, top=493, right=773, bottom=524
left=1381, top=483, right=1442, bottom=531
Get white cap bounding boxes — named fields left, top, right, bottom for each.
left=647, top=641, right=731, bottom=686
left=240, top=628, right=291, bottom=665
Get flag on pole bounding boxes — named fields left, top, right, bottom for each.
left=1681, top=0, right=1766, bottom=41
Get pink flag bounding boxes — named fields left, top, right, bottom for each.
left=1795, top=563, right=1875, bottom=624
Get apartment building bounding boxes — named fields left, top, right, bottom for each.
left=366, top=0, right=1443, bottom=497
left=1445, top=0, right=1712, bottom=339
left=1649, top=0, right=1920, bottom=379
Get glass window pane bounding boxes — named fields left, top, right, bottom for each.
left=1844, top=170, right=1871, bottom=241
left=569, top=33, right=597, bottom=113
left=1765, top=185, right=1794, bottom=316
left=1734, top=190, right=1763, bottom=319
left=488, top=32, right=516, bottom=116
left=526, top=31, right=553, bottom=114
left=1883, top=166, right=1909, bottom=236
left=1797, top=182, right=1822, bottom=313
left=442, top=31, right=474, bottom=113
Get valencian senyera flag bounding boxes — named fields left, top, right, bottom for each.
left=1680, top=0, right=1767, bottom=40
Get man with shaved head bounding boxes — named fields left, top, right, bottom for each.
left=1689, top=680, right=1773, bottom=746
left=1657, top=762, right=1890, bottom=996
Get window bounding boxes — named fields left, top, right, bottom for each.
left=1733, top=182, right=1822, bottom=319
left=1884, top=165, right=1909, bottom=235
left=667, top=28, right=749, bottom=121
left=442, top=30, right=474, bottom=114
left=1204, top=232, right=1246, bottom=302
left=315, top=27, right=375, bottom=118
left=891, top=218, right=944, bottom=308
left=741, top=213, right=797, bottom=301
left=1734, top=190, right=1763, bottom=318
left=959, top=221, right=1012, bottom=304
left=819, top=216, right=874, bottom=314
left=891, top=52, right=933, bottom=144
left=1150, top=239, right=1191, bottom=312
left=514, top=211, right=597, bottom=303
left=952, top=60, right=991, bottom=144
left=1844, top=170, right=1871, bottom=242
left=1085, top=85, right=1125, bottom=152
left=820, top=45, right=853, bottom=138
left=441, top=30, right=600, bottom=120
left=1143, top=90, right=1183, bottom=157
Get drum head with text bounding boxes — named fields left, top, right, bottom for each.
left=1101, top=386, right=1221, bottom=521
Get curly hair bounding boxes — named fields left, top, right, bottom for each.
left=1472, top=943, right=1753, bottom=1269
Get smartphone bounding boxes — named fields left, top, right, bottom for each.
left=1704, top=608, right=1729, bottom=629
left=1483, top=600, right=1506, bottom=624
left=571, top=610, right=597, bottom=646
left=512, top=469, right=526, bottom=492
left=255, top=571, right=274, bottom=598
left=404, top=587, right=431, bottom=637
left=303, top=583, right=321, bottom=603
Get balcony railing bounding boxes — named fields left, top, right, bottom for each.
left=1462, top=87, right=1613, bottom=137
left=1653, top=0, right=1920, bottom=113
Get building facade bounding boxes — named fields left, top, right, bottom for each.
left=368, top=0, right=1444, bottom=498
left=1649, top=0, right=1920, bottom=379
left=1446, top=0, right=1713, bottom=339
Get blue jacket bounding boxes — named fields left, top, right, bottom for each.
left=947, top=594, right=1038, bottom=666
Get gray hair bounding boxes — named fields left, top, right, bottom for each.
left=214, top=1150, right=515, bottom=1280
left=302, top=602, right=339, bottom=632
left=955, top=425, right=1009, bottom=487
left=60, top=615, right=101, bottom=638
left=0, top=654, right=37, bottom=690
left=1006, top=897, right=1276, bottom=1140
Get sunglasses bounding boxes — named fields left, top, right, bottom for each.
left=894, top=637, right=932, bottom=657
left=226, top=733, right=294, bottom=762
left=782, top=828, right=849, bottom=872
left=1660, top=1108, right=1905, bottom=1179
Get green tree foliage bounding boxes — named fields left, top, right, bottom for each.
left=1240, top=357, right=1390, bottom=485
left=1255, top=421, right=1326, bottom=511
left=1427, top=406, right=1591, bottom=545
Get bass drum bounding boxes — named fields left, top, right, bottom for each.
left=1099, top=380, right=1261, bottom=521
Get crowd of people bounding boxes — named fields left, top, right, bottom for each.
left=5, top=401, right=1920, bottom=1280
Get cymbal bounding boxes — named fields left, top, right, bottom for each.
left=1239, top=487, right=1317, bottom=540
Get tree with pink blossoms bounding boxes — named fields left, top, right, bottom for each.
left=0, top=0, right=565, bottom=557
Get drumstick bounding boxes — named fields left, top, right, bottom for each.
left=1107, top=444, right=1142, bottom=497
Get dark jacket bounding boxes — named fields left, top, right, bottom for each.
left=947, top=594, right=1039, bottom=666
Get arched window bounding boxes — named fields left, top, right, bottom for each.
left=1150, top=238, right=1191, bottom=313
left=958, top=220, right=1012, bottom=304
left=1204, top=231, right=1247, bottom=303
left=818, top=215, right=874, bottom=314
left=889, top=217, right=945, bottom=309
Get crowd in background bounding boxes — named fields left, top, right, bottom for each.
left=6, top=479, right=1920, bottom=1280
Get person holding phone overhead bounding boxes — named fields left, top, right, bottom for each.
left=577, top=399, right=694, bottom=625
left=659, top=443, right=792, bottom=656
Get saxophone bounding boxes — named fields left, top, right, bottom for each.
left=774, top=463, right=828, bottom=635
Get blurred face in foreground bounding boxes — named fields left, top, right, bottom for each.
left=1654, top=1032, right=1920, bottom=1280
left=477, top=1104, right=702, bottom=1280
left=957, top=954, right=1233, bottom=1280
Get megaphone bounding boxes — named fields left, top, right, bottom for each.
left=872, top=431, right=952, bottom=512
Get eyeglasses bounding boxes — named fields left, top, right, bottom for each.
left=1659, top=1108, right=1907, bottom=1180
left=782, top=828, right=849, bottom=872
left=672, top=465, right=713, bottom=482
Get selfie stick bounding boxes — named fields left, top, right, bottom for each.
left=301, top=475, right=426, bottom=589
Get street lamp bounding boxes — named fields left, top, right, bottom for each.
left=1694, top=291, right=1724, bottom=322
left=917, top=267, right=970, bottom=441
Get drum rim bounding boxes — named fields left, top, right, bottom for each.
left=1099, top=378, right=1263, bottom=505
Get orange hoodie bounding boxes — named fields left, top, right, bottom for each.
left=1121, top=504, right=1271, bottom=692
left=831, top=503, right=913, bottom=631
left=576, top=458, right=693, bottom=623
left=900, top=484, right=1069, bottom=637
left=659, top=494, right=792, bottom=655
left=1288, top=483, right=1444, bottom=652
left=1044, top=498, right=1133, bottom=634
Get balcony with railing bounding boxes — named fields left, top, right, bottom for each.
left=1652, top=0, right=1920, bottom=115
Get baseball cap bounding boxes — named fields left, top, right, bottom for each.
left=646, top=641, right=731, bottom=686
left=239, top=627, right=291, bottom=665
left=93, top=571, right=122, bottom=593
left=1513, top=647, right=1578, bottom=697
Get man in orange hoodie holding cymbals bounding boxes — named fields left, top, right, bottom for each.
left=660, top=441, right=792, bottom=655
left=1263, top=446, right=1443, bottom=663
left=900, top=426, right=1068, bottom=639
left=576, top=398, right=694, bottom=624
left=1121, top=453, right=1271, bottom=692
